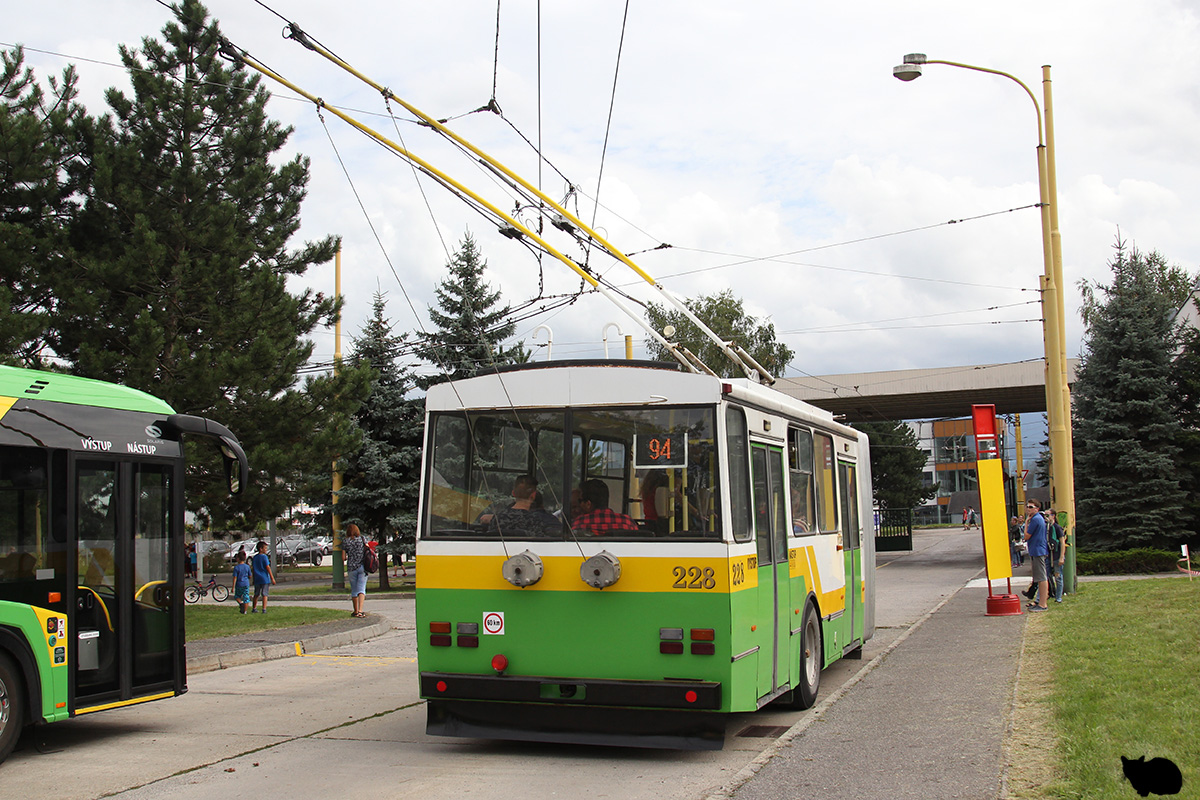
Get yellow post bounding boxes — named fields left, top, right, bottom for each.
left=1014, top=414, right=1026, bottom=510
left=1043, top=65, right=1076, bottom=593
left=625, top=335, right=633, bottom=360
left=331, top=247, right=345, bottom=590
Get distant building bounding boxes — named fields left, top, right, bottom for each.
left=907, top=417, right=1020, bottom=525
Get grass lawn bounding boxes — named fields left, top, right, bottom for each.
left=184, top=604, right=348, bottom=640
left=1043, top=578, right=1199, bottom=797
left=270, top=581, right=415, bottom=596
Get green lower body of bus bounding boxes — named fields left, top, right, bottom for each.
left=416, top=563, right=863, bottom=750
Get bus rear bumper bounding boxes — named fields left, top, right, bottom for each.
left=421, top=672, right=724, bottom=750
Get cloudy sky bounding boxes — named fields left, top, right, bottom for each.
left=12, top=0, right=1200, bottom=389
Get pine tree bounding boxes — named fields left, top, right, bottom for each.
left=0, top=47, right=85, bottom=365
left=417, top=232, right=526, bottom=386
left=337, top=291, right=424, bottom=588
left=48, top=1, right=370, bottom=526
left=644, top=290, right=794, bottom=378
left=1072, top=242, right=1189, bottom=550
left=855, top=420, right=936, bottom=511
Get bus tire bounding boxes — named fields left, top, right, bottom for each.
left=795, top=602, right=822, bottom=709
left=0, top=652, right=25, bottom=764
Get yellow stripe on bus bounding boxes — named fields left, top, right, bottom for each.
left=0, top=396, right=16, bottom=420
left=789, top=544, right=845, bottom=616
left=420, top=554, right=735, bottom=593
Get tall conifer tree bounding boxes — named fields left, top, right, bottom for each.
left=49, top=1, right=369, bottom=525
left=337, top=291, right=424, bottom=587
left=1073, top=243, right=1188, bottom=549
left=0, top=47, right=85, bottom=365
left=417, top=232, right=525, bottom=386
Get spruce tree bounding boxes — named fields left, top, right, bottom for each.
left=1072, top=243, right=1189, bottom=550
left=337, top=291, right=424, bottom=588
left=49, top=1, right=370, bottom=526
left=417, top=232, right=526, bottom=386
left=0, top=47, right=85, bottom=365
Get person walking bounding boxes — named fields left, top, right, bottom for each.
left=250, top=541, right=276, bottom=614
left=231, top=551, right=252, bottom=614
left=343, top=523, right=368, bottom=618
left=1023, top=500, right=1050, bottom=611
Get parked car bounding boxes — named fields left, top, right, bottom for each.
left=279, top=535, right=325, bottom=566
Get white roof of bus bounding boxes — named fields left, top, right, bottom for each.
left=425, top=362, right=849, bottom=435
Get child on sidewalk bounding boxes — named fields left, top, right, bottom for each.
left=250, top=540, right=276, bottom=614
left=232, top=551, right=252, bottom=614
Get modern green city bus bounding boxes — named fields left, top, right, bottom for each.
left=0, top=365, right=248, bottom=763
left=416, top=360, right=875, bottom=749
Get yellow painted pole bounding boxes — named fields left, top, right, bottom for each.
left=332, top=247, right=344, bottom=590
left=1043, top=65, right=1076, bottom=593
left=896, top=55, right=1074, bottom=594
left=1014, top=414, right=1026, bottom=510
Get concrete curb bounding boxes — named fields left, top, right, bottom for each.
left=187, top=618, right=391, bottom=674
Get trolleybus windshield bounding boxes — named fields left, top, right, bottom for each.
left=424, top=405, right=719, bottom=541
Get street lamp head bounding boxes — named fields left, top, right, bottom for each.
left=893, top=63, right=923, bottom=81
left=902, top=53, right=927, bottom=65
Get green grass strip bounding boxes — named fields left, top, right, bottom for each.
left=184, top=604, right=349, bottom=640
left=1046, top=578, right=1199, bottom=797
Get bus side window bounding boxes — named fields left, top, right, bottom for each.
left=726, top=407, right=752, bottom=543
left=788, top=428, right=815, bottom=535
left=838, top=461, right=860, bottom=549
left=813, top=432, right=839, bottom=533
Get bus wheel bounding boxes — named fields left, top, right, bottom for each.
left=795, top=602, right=822, bottom=709
left=0, top=652, right=25, bottom=764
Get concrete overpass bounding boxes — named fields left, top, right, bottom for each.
left=774, top=359, right=1079, bottom=422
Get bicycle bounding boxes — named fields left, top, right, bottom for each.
left=183, top=575, right=229, bottom=603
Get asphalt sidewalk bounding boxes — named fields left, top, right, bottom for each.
left=722, top=583, right=1027, bottom=800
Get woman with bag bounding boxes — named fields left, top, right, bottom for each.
left=343, top=523, right=368, bottom=618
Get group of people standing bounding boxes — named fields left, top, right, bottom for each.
left=1018, top=498, right=1066, bottom=612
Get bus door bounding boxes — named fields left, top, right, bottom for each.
left=750, top=442, right=789, bottom=701
left=837, top=460, right=862, bottom=649
left=73, top=459, right=179, bottom=706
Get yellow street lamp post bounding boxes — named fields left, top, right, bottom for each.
left=893, top=54, right=1076, bottom=592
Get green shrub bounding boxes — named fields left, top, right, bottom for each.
left=1075, top=547, right=1180, bottom=575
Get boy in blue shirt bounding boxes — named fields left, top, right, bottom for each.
left=231, top=552, right=252, bottom=614
left=250, top=541, right=276, bottom=614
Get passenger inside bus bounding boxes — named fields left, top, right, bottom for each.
left=572, top=479, right=638, bottom=535
left=487, top=476, right=563, bottom=538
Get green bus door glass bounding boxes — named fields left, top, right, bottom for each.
left=838, top=461, right=861, bottom=648
left=751, top=443, right=789, bottom=701
left=75, top=461, right=176, bottom=703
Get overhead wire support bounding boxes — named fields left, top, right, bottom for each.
left=217, top=36, right=692, bottom=375
left=278, top=24, right=771, bottom=385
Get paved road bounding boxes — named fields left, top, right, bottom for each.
left=3, top=529, right=1020, bottom=800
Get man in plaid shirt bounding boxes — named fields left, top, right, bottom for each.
left=572, top=478, right=638, bottom=534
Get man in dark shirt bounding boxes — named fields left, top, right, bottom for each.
left=488, top=476, right=562, bottom=537
left=572, top=479, right=638, bottom=534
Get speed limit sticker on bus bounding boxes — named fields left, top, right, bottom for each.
left=482, top=611, right=505, bottom=635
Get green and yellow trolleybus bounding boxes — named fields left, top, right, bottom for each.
left=416, top=360, right=874, bottom=749
left=0, top=365, right=248, bottom=763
